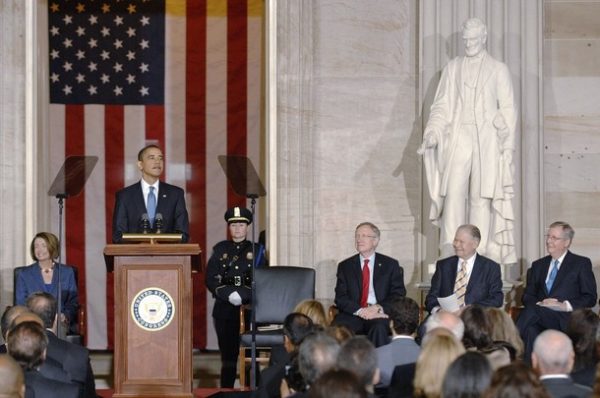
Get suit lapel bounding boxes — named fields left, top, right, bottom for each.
left=352, top=254, right=363, bottom=296
left=155, top=181, right=166, bottom=214
left=135, top=181, right=147, bottom=213
left=466, top=254, right=483, bottom=295
left=541, top=256, right=552, bottom=294
left=446, top=256, right=458, bottom=294
left=373, top=253, right=383, bottom=300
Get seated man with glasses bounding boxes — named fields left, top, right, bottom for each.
left=516, top=221, right=597, bottom=361
left=332, top=222, right=406, bottom=347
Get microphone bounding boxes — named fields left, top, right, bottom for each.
left=155, top=213, right=164, bottom=234
left=140, top=213, right=150, bottom=234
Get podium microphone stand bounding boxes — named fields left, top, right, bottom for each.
left=218, top=155, right=266, bottom=390
left=47, top=156, right=98, bottom=339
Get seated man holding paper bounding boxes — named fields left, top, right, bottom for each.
left=425, top=224, right=503, bottom=314
left=516, top=221, right=597, bottom=360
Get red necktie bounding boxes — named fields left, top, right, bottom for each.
left=361, top=259, right=370, bottom=308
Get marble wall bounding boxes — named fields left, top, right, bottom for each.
left=544, top=0, right=600, bottom=273
left=272, top=1, right=421, bottom=301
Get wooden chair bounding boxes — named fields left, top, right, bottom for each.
left=238, top=266, right=315, bottom=388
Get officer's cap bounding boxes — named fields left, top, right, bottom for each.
left=224, top=207, right=252, bottom=224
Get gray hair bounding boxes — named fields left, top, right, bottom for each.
left=425, top=310, right=465, bottom=340
left=355, top=222, right=381, bottom=239
left=549, top=221, right=575, bottom=241
left=533, top=330, right=573, bottom=374
left=298, top=332, right=340, bottom=386
left=457, top=224, right=481, bottom=243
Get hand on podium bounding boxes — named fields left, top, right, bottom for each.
left=228, top=291, right=242, bottom=306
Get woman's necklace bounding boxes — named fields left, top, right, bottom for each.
left=40, top=262, right=55, bottom=274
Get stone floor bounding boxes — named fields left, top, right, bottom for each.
left=91, top=350, right=223, bottom=390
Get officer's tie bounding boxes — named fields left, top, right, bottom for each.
left=360, top=259, right=370, bottom=308
left=147, top=186, right=157, bottom=227
left=454, top=260, right=468, bottom=308
left=546, top=259, right=559, bottom=292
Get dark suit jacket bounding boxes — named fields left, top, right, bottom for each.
left=39, top=357, right=72, bottom=384
left=24, top=369, right=79, bottom=398
left=522, top=251, right=597, bottom=309
left=45, top=331, right=96, bottom=398
left=387, top=362, right=416, bottom=398
left=541, top=376, right=592, bottom=398
left=425, top=253, right=503, bottom=313
left=334, top=253, right=406, bottom=316
left=112, top=180, right=189, bottom=243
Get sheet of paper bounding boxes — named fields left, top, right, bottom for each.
left=437, top=294, right=460, bottom=313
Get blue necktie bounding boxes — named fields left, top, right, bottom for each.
left=147, top=186, right=156, bottom=226
left=546, top=259, right=559, bottom=292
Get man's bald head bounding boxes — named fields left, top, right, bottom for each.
left=25, top=292, right=57, bottom=330
left=1, top=306, right=29, bottom=340
left=0, top=355, right=25, bottom=398
left=6, top=322, right=48, bottom=371
left=10, top=313, right=44, bottom=329
left=532, top=330, right=574, bottom=375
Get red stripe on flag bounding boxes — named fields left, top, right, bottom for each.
left=104, top=105, right=124, bottom=350
left=227, top=0, right=248, bottom=209
left=187, top=0, right=208, bottom=348
left=145, top=105, right=166, bottom=174
left=64, top=105, right=87, bottom=342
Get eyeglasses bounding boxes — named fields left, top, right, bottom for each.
left=545, top=235, right=566, bottom=242
left=355, top=234, right=377, bottom=240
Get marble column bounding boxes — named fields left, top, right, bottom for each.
left=0, top=1, right=28, bottom=306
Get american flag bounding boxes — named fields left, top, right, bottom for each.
left=47, top=0, right=264, bottom=349
left=49, top=1, right=165, bottom=105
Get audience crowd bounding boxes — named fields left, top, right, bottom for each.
left=257, top=297, right=600, bottom=398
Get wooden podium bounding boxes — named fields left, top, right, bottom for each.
left=104, top=243, right=201, bottom=398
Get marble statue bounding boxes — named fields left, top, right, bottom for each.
left=418, top=18, right=518, bottom=264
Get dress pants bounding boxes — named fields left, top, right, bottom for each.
left=333, top=312, right=390, bottom=347
left=214, top=316, right=241, bottom=388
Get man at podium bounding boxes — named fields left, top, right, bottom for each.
left=111, top=145, right=190, bottom=243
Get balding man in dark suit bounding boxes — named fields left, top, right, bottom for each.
left=333, top=222, right=406, bottom=347
left=425, top=224, right=503, bottom=314
left=26, top=292, right=96, bottom=398
left=517, top=221, right=597, bottom=360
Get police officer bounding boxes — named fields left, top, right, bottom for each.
left=205, top=206, right=266, bottom=388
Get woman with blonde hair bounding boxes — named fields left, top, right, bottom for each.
left=294, top=299, right=329, bottom=327
left=485, top=307, right=524, bottom=360
left=413, top=332, right=465, bottom=398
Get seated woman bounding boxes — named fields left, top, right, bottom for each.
left=15, top=232, right=79, bottom=334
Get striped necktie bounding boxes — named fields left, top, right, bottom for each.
left=454, top=260, right=468, bottom=307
